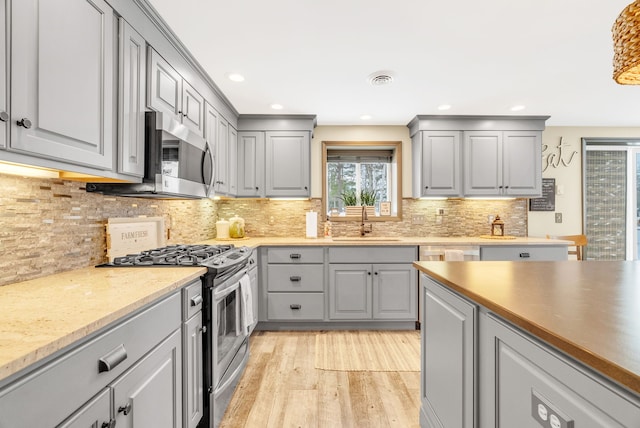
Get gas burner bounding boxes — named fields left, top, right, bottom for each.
left=110, top=244, right=235, bottom=267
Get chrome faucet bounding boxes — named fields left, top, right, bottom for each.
left=360, top=205, right=373, bottom=236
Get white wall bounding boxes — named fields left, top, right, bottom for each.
left=528, top=126, right=640, bottom=237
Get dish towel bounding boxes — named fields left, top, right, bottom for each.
left=444, top=249, right=465, bottom=261
left=239, top=273, right=255, bottom=334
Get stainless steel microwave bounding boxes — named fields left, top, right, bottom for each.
left=86, top=111, right=214, bottom=198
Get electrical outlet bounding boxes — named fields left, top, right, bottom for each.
left=555, top=213, right=562, bottom=223
left=412, top=214, right=425, bottom=225
left=531, top=390, right=574, bottom=428
left=437, top=208, right=445, bottom=216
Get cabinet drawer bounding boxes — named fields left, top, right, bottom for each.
left=329, top=246, right=417, bottom=263
left=267, top=293, right=324, bottom=320
left=182, top=278, right=203, bottom=320
left=485, top=314, right=640, bottom=427
left=0, top=292, right=181, bottom=428
left=268, top=247, right=324, bottom=264
left=267, top=265, right=324, bottom=292
left=480, top=245, right=567, bottom=261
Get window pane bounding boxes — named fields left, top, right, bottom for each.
left=327, top=162, right=356, bottom=213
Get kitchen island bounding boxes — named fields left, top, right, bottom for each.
left=414, top=261, right=640, bottom=427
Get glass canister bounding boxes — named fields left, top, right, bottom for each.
left=229, top=214, right=245, bottom=238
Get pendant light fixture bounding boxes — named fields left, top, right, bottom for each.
left=613, top=0, right=640, bottom=84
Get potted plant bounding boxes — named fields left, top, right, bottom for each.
left=340, top=190, right=361, bottom=216
left=360, top=189, right=377, bottom=217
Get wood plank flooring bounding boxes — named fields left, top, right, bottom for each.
left=220, top=331, right=421, bottom=428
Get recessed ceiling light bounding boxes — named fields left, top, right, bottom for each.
left=226, top=73, right=245, bottom=82
left=360, top=115, right=372, bottom=120
left=437, top=104, right=452, bottom=111
left=367, top=70, right=395, bottom=86
left=270, top=104, right=283, bottom=110
left=510, top=105, right=526, bottom=111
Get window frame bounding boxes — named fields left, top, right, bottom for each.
left=322, top=140, right=403, bottom=222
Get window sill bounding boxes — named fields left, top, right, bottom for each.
left=328, top=215, right=402, bottom=222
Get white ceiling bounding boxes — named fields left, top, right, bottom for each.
left=147, top=0, right=640, bottom=127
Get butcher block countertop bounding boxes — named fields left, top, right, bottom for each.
left=0, top=266, right=205, bottom=385
left=413, top=260, right=640, bottom=395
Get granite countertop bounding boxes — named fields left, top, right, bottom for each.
left=0, top=266, right=205, bottom=384
left=413, top=261, right=640, bottom=395
left=200, top=236, right=570, bottom=247
left=0, top=235, right=569, bottom=385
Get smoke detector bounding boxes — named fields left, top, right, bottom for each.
left=367, top=71, right=395, bottom=86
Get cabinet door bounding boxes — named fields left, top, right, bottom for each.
left=329, top=264, right=371, bottom=319
left=181, top=80, right=204, bottom=137
left=118, top=18, right=146, bottom=177
left=265, top=131, right=310, bottom=197
left=112, top=329, right=182, bottom=428
left=204, top=103, right=218, bottom=194
left=422, top=275, right=475, bottom=428
left=237, top=131, right=265, bottom=197
left=463, top=130, right=502, bottom=196
left=183, top=313, right=203, bottom=428
left=0, top=0, right=7, bottom=149
left=373, top=263, right=417, bottom=320
left=57, top=388, right=111, bottom=428
left=417, top=131, right=461, bottom=197
left=215, top=116, right=230, bottom=194
left=502, top=131, right=542, bottom=196
left=148, top=47, right=181, bottom=122
left=11, top=0, right=114, bottom=170
left=228, top=126, right=237, bottom=195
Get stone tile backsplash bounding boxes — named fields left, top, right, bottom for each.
left=0, top=174, right=527, bottom=286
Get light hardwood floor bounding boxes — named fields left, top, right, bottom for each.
left=220, top=331, right=421, bottom=428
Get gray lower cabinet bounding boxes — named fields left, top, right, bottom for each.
left=10, top=0, right=115, bottom=170
left=57, top=388, right=110, bottom=428
left=182, top=281, right=204, bottom=428
left=421, top=274, right=475, bottom=428
left=480, top=245, right=567, bottom=261
left=265, top=247, right=324, bottom=321
left=422, top=274, right=640, bottom=428
left=111, top=329, right=182, bottom=428
left=0, top=291, right=182, bottom=427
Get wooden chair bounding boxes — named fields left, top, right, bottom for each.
left=546, top=234, right=588, bottom=260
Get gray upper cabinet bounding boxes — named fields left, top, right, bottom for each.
left=464, top=130, right=542, bottom=197
left=10, top=0, right=115, bottom=170
left=206, top=102, right=237, bottom=196
left=148, top=47, right=205, bottom=137
left=213, top=109, right=230, bottom=194
left=265, top=131, right=310, bottom=197
left=237, top=131, right=265, bottom=197
left=407, top=115, right=548, bottom=198
left=412, top=130, right=462, bottom=197
left=0, top=0, right=7, bottom=150
left=118, top=18, right=146, bottom=178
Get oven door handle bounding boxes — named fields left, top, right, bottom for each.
left=214, top=281, right=240, bottom=301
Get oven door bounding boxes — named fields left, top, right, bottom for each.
left=212, top=272, right=248, bottom=389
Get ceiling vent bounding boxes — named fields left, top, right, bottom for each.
left=367, top=71, right=394, bottom=86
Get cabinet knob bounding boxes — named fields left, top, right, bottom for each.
left=304, top=186, right=308, bottom=190
left=0, top=111, right=8, bottom=122
left=118, top=402, right=132, bottom=416
left=255, top=187, right=259, bottom=190
left=199, top=326, right=207, bottom=333
left=17, top=118, right=32, bottom=129
left=374, top=272, right=378, bottom=275
left=425, top=186, right=429, bottom=189
left=101, top=420, right=116, bottom=428
left=368, top=271, right=371, bottom=276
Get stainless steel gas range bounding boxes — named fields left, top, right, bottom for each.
left=104, top=244, right=254, bottom=428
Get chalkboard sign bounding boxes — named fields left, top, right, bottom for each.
left=529, top=178, right=555, bottom=211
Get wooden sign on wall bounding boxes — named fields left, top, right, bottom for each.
left=529, top=178, right=556, bottom=211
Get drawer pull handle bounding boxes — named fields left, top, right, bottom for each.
left=519, top=252, right=530, bottom=258
left=290, top=276, right=301, bottom=282
left=290, top=253, right=301, bottom=259
left=98, top=344, right=127, bottom=373
left=118, top=402, right=132, bottom=416
left=190, top=294, right=203, bottom=306
left=290, top=304, right=301, bottom=310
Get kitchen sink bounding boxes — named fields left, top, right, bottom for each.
left=332, top=237, right=402, bottom=242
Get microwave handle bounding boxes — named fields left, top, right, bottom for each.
left=202, top=142, right=215, bottom=195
